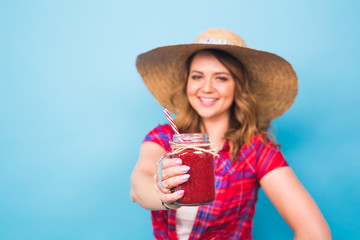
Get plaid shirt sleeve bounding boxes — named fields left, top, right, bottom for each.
left=254, top=136, right=288, bottom=180
left=143, top=124, right=173, bottom=152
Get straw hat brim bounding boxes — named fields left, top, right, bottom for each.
left=136, top=43, right=298, bottom=122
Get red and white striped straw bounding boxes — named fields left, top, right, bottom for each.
left=163, top=109, right=180, bottom=135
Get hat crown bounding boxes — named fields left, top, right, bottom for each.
left=194, top=29, right=247, bottom=47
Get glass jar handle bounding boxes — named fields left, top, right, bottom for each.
left=157, top=154, right=168, bottom=188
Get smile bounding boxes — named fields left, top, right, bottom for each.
left=199, top=97, right=218, bottom=105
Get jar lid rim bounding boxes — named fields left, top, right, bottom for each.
left=173, top=133, right=209, bottom=142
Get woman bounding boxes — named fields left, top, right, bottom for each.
left=130, top=29, right=331, bottom=239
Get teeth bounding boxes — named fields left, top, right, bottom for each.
left=200, top=98, right=216, bottom=103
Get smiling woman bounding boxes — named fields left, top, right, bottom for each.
left=186, top=51, right=235, bottom=123
left=130, top=29, right=331, bottom=240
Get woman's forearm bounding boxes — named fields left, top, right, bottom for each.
left=293, top=226, right=331, bottom=240
left=130, top=170, right=164, bottom=210
left=261, top=167, right=331, bottom=240
left=292, top=211, right=331, bottom=240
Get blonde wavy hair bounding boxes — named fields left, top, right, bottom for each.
left=171, top=49, right=276, bottom=161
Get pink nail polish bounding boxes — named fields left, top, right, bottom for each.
left=174, top=159, right=182, bottom=165
left=180, top=166, right=190, bottom=172
left=177, top=190, right=185, bottom=195
left=181, top=174, right=190, bottom=180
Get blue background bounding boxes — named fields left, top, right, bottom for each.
left=1, top=0, right=359, bottom=239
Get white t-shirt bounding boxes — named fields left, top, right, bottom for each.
left=176, top=206, right=199, bottom=240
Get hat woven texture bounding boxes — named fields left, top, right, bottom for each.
left=136, top=29, right=298, bottom=122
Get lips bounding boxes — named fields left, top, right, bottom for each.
left=199, top=97, right=218, bottom=106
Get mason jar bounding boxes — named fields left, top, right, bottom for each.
left=169, top=133, right=216, bottom=206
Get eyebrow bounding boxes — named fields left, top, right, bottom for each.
left=190, top=70, right=231, bottom=75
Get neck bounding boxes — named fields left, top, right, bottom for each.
left=201, top=114, right=230, bottom=147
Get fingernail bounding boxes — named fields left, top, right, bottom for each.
left=181, top=174, right=190, bottom=180
left=177, top=190, right=185, bottom=195
left=174, top=159, right=182, bottom=165
left=180, top=166, right=190, bottom=172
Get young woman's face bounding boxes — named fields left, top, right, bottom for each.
left=186, top=51, right=235, bottom=121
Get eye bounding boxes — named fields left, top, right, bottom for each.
left=216, top=76, right=228, bottom=82
left=190, top=75, right=202, bottom=80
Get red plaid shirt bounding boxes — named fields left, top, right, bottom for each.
left=144, top=124, right=288, bottom=240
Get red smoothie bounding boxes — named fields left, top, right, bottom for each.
left=171, top=147, right=215, bottom=206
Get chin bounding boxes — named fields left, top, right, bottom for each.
left=195, top=108, right=230, bottom=121
left=196, top=110, right=217, bottom=119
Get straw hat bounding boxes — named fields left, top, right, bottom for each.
left=136, top=29, right=298, bottom=122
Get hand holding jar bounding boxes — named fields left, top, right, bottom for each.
left=154, top=156, right=191, bottom=209
left=155, top=133, right=217, bottom=209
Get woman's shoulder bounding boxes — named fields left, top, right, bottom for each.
left=239, top=133, right=287, bottom=179
left=148, top=123, right=173, bottom=135
left=250, top=133, right=278, bottom=149
left=145, top=123, right=174, bottom=140
left=143, top=124, right=173, bottom=151
left=237, top=133, right=280, bottom=157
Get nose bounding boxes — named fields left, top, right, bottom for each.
left=201, top=78, right=214, bottom=93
